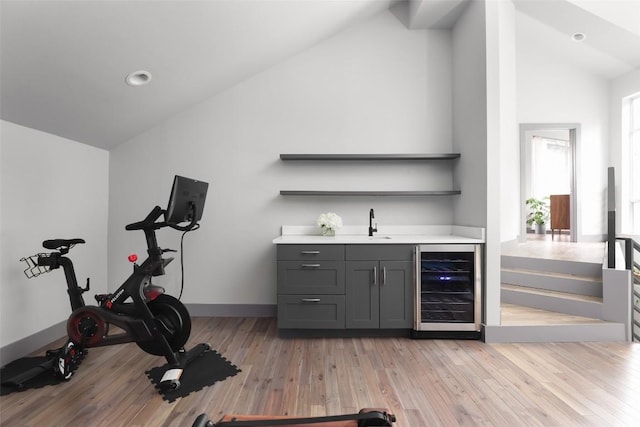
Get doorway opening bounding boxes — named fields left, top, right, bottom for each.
left=519, top=123, right=579, bottom=243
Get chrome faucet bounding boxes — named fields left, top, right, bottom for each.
left=368, top=208, right=378, bottom=237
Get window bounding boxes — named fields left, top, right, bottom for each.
left=531, top=135, right=571, bottom=199
left=629, top=94, right=640, bottom=233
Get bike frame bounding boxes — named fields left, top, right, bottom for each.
left=39, top=207, right=182, bottom=366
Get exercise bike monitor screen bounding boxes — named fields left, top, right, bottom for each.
left=165, top=175, right=209, bottom=225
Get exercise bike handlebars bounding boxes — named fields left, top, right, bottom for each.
left=125, top=206, right=165, bottom=231
left=125, top=205, right=200, bottom=233
left=124, top=205, right=199, bottom=278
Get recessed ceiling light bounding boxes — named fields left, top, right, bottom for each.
left=571, top=32, right=586, bottom=42
left=125, top=70, right=152, bottom=86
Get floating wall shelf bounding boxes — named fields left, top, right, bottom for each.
left=280, top=190, right=461, bottom=196
left=279, top=153, right=461, bottom=197
left=280, top=153, right=461, bottom=161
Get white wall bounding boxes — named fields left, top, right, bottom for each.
left=609, top=69, right=640, bottom=234
left=451, top=0, right=505, bottom=325
left=516, top=11, right=611, bottom=240
left=0, top=121, right=109, bottom=353
left=108, top=10, right=455, bottom=306
left=496, top=1, right=520, bottom=242
left=487, top=0, right=517, bottom=324
left=451, top=0, right=487, bottom=230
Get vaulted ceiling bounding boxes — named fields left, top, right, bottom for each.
left=1, top=0, right=638, bottom=151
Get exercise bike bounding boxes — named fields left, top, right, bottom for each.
left=8, top=176, right=209, bottom=392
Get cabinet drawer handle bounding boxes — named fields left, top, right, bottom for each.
left=301, top=263, right=321, bottom=268
left=301, top=251, right=320, bottom=255
left=301, top=298, right=321, bottom=303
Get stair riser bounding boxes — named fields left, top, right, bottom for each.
left=501, top=270, right=602, bottom=297
left=502, top=288, right=603, bottom=319
left=502, top=256, right=601, bottom=278
left=484, top=323, right=626, bottom=343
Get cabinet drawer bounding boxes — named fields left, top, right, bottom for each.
left=277, top=261, right=345, bottom=294
left=277, top=245, right=345, bottom=261
left=346, top=245, right=414, bottom=261
left=277, top=295, right=345, bottom=329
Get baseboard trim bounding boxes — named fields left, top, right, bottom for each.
left=579, top=234, right=607, bottom=243
left=1, top=304, right=276, bottom=365
left=185, top=303, right=277, bottom=318
left=0, top=320, right=66, bottom=366
left=483, top=323, right=626, bottom=343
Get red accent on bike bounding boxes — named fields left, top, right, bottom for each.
left=128, top=254, right=138, bottom=263
left=106, top=300, right=113, bottom=309
left=144, top=286, right=165, bottom=301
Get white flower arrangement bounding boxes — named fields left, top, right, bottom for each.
left=317, top=212, right=343, bottom=236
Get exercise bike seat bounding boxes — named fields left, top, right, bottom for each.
left=42, top=238, right=85, bottom=250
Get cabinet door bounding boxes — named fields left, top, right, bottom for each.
left=379, top=261, right=413, bottom=329
left=345, top=261, right=379, bottom=329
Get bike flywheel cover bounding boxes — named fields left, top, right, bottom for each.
left=67, top=308, right=106, bottom=347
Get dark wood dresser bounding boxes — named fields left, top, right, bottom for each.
left=550, top=194, right=570, bottom=239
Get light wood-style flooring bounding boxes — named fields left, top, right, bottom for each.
left=2, top=317, right=639, bottom=427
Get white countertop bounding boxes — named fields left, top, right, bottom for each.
left=272, top=225, right=485, bottom=245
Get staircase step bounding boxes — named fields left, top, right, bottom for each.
left=501, top=268, right=602, bottom=297
left=484, top=323, right=626, bottom=343
left=484, top=303, right=626, bottom=343
left=501, top=303, right=605, bottom=325
left=501, top=283, right=602, bottom=319
left=501, top=255, right=602, bottom=278
left=495, top=244, right=621, bottom=342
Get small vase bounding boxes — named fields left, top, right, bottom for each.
left=322, top=228, right=335, bottom=237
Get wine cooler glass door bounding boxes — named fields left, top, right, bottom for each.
left=415, top=244, right=481, bottom=332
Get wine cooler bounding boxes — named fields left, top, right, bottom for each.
left=413, top=244, right=482, bottom=338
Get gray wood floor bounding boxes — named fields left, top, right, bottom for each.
left=1, top=317, right=639, bottom=427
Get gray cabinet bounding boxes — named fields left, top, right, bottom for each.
left=380, top=261, right=414, bottom=328
left=345, top=260, right=379, bottom=328
left=345, top=245, right=413, bottom=329
left=277, top=245, right=345, bottom=329
left=277, top=261, right=345, bottom=295
left=277, top=295, right=345, bottom=329
left=276, top=243, right=413, bottom=332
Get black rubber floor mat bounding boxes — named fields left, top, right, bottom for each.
left=1, top=356, right=60, bottom=395
left=146, top=349, right=240, bottom=402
